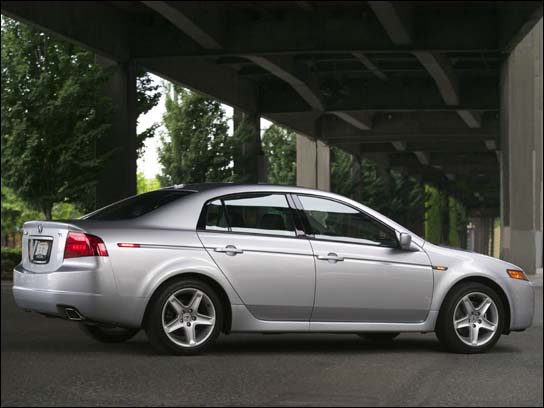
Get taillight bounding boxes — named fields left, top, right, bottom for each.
left=64, top=231, right=109, bottom=258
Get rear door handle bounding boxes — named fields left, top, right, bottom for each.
left=214, top=245, right=244, bottom=256
left=317, top=252, right=344, bottom=263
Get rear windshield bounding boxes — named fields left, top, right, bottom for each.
left=83, top=190, right=194, bottom=220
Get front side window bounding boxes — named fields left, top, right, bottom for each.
left=298, top=195, right=398, bottom=247
left=200, top=193, right=296, bottom=237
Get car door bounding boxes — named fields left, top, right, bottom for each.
left=295, top=194, right=433, bottom=323
left=197, top=193, right=315, bottom=321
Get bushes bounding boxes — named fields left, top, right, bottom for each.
left=1, top=247, right=21, bottom=280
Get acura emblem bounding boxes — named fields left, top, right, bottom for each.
left=38, top=224, right=43, bottom=233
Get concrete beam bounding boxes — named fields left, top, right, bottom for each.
left=367, top=1, right=412, bottom=45
left=320, top=112, right=498, bottom=143
left=328, top=112, right=372, bottom=130
left=141, top=1, right=224, bottom=49
left=484, top=140, right=497, bottom=151
left=414, top=151, right=430, bottom=166
left=499, top=2, right=543, bottom=52
left=457, top=110, right=482, bottom=129
left=391, top=141, right=407, bottom=151
left=1, top=0, right=133, bottom=62
left=246, top=55, right=323, bottom=111
left=260, top=76, right=499, bottom=114
left=413, top=52, right=459, bottom=105
left=368, top=2, right=483, bottom=129
left=141, top=58, right=257, bottom=113
left=413, top=52, right=481, bottom=128
left=352, top=52, right=387, bottom=81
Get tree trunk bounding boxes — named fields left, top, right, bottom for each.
left=43, top=205, right=53, bottom=221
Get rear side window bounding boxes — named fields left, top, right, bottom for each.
left=83, top=190, right=194, bottom=220
left=199, top=193, right=296, bottom=237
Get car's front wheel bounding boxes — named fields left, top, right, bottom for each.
left=145, top=279, right=223, bottom=355
left=436, top=282, right=505, bottom=353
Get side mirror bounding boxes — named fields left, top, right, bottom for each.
left=399, top=233, right=412, bottom=250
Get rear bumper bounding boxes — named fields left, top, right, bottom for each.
left=12, top=264, right=147, bottom=328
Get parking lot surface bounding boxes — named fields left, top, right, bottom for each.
left=1, top=282, right=542, bottom=407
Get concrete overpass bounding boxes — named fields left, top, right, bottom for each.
left=1, top=1, right=542, bottom=273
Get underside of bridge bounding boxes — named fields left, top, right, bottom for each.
left=1, top=1, right=542, bottom=272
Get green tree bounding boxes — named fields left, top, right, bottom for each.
left=424, top=185, right=443, bottom=244
left=1, top=17, right=112, bottom=219
left=262, top=125, right=296, bottom=185
left=331, top=146, right=357, bottom=197
left=137, top=172, right=161, bottom=194
left=136, top=70, right=162, bottom=156
left=158, top=85, right=232, bottom=185
left=1, top=17, right=162, bottom=219
left=1, top=181, right=42, bottom=246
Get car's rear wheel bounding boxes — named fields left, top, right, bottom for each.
left=357, top=332, right=400, bottom=342
left=79, top=324, right=139, bottom=343
left=436, top=282, right=504, bottom=353
left=145, top=279, right=223, bottom=355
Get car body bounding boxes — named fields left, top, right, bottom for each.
left=13, top=183, right=535, bottom=354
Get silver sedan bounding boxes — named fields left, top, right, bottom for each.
left=13, top=183, right=534, bottom=354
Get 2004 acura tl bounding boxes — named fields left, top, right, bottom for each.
left=13, top=183, right=534, bottom=355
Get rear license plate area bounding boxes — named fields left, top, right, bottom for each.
left=31, top=239, right=52, bottom=264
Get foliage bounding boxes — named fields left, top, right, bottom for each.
left=262, top=125, right=296, bottom=185
left=448, top=196, right=466, bottom=247
left=424, top=185, right=443, bottom=244
left=1, top=17, right=161, bottom=222
left=136, top=70, right=162, bottom=156
left=51, top=202, right=82, bottom=220
left=137, top=172, right=161, bottom=194
left=229, top=114, right=253, bottom=183
left=1, top=181, right=43, bottom=237
left=331, top=147, right=357, bottom=197
left=1, top=247, right=22, bottom=279
left=158, top=85, right=232, bottom=185
left=1, top=17, right=112, bottom=219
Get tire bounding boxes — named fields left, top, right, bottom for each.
left=145, top=279, right=224, bottom=355
left=79, top=324, right=139, bottom=343
left=436, top=282, right=505, bottom=353
left=358, top=332, right=400, bottom=342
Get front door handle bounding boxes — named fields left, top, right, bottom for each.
left=214, top=245, right=244, bottom=256
left=317, top=252, right=344, bottom=263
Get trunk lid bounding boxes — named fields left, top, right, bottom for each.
left=21, top=221, right=85, bottom=273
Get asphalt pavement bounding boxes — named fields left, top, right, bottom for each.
left=1, top=282, right=542, bottom=407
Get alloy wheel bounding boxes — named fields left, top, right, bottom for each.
left=161, top=288, right=216, bottom=348
left=453, top=291, right=499, bottom=347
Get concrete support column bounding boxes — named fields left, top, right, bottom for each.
left=95, top=55, right=137, bottom=208
left=296, top=118, right=330, bottom=191
left=470, top=216, right=492, bottom=256
left=500, top=20, right=543, bottom=274
left=233, top=109, right=266, bottom=183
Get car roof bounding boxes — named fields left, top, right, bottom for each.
left=162, top=182, right=323, bottom=195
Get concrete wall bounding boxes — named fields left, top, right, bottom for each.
left=500, top=19, right=543, bottom=274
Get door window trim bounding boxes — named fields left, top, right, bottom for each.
left=197, top=191, right=306, bottom=240
left=293, top=193, right=401, bottom=249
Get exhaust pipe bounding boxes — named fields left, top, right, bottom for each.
left=64, top=307, right=85, bottom=321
